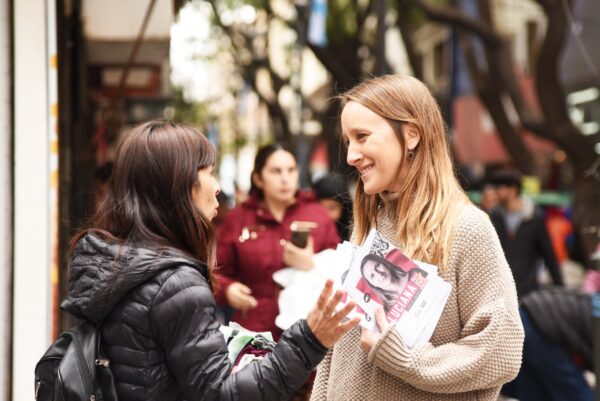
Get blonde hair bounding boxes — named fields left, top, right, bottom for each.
left=340, top=75, right=469, bottom=269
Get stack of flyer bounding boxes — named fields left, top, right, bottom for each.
left=337, top=229, right=452, bottom=348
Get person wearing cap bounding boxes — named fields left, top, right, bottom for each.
left=488, top=168, right=564, bottom=299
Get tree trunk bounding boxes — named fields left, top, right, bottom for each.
left=396, top=0, right=423, bottom=80
left=572, top=177, right=600, bottom=265
left=416, top=0, right=536, bottom=174
left=478, top=88, right=536, bottom=174
left=533, top=0, right=600, bottom=259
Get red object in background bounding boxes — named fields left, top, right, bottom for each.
left=452, top=75, right=556, bottom=165
left=545, top=207, right=573, bottom=263
left=215, top=190, right=340, bottom=340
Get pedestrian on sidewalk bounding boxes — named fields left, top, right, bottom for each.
left=488, top=168, right=564, bottom=299
left=216, top=143, right=340, bottom=340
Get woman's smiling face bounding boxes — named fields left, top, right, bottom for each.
left=341, top=101, right=405, bottom=195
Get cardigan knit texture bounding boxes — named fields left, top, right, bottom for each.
left=311, top=204, right=524, bottom=401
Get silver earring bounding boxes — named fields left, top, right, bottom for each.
left=407, top=149, right=415, bottom=160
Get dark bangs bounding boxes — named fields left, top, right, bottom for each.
left=192, top=127, right=216, bottom=170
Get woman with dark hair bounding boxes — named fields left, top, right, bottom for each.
left=312, top=173, right=353, bottom=241
left=60, top=121, right=359, bottom=401
left=359, top=253, right=410, bottom=313
left=216, top=143, right=340, bottom=339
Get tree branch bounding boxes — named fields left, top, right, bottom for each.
left=427, top=1, right=535, bottom=173
left=416, top=0, right=502, bottom=47
left=534, top=0, right=596, bottom=172
left=356, top=0, right=374, bottom=32
left=208, top=0, right=292, bottom=142
left=395, top=0, right=422, bottom=79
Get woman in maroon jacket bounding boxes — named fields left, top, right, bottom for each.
left=217, top=144, right=340, bottom=339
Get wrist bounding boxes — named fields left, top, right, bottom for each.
left=301, top=319, right=328, bottom=351
left=299, top=256, right=315, bottom=270
left=225, top=282, right=239, bottom=301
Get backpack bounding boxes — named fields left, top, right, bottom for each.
left=34, top=320, right=118, bottom=401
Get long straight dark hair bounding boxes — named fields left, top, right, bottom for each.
left=73, top=120, right=217, bottom=280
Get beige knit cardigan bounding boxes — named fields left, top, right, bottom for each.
left=311, top=204, right=524, bottom=401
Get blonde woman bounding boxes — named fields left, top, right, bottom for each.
left=310, top=75, right=524, bottom=401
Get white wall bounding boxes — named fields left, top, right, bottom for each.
left=0, top=0, right=12, bottom=399
left=494, top=0, right=546, bottom=69
left=83, top=0, right=173, bottom=40
left=12, top=0, right=52, bottom=399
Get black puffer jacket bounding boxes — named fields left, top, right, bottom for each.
left=61, top=234, right=327, bottom=401
left=521, top=287, right=592, bottom=369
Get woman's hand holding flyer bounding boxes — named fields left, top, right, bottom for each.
left=359, top=306, right=388, bottom=352
left=336, top=229, right=452, bottom=348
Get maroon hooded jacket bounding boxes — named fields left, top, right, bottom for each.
left=216, top=190, right=340, bottom=339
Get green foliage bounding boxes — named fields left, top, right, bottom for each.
left=327, top=0, right=365, bottom=43
left=396, top=0, right=445, bottom=27
left=169, top=87, right=211, bottom=131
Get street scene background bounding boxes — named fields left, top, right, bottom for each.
left=1, top=0, right=600, bottom=400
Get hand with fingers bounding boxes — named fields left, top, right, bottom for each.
left=360, top=306, right=388, bottom=352
left=225, top=282, right=258, bottom=312
left=282, top=236, right=315, bottom=271
left=306, top=279, right=362, bottom=348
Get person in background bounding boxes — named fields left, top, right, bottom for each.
left=545, top=206, right=573, bottom=266
left=61, top=121, right=359, bottom=401
left=216, top=143, right=340, bottom=340
left=213, top=190, right=232, bottom=236
left=582, top=242, right=600, bottom=294
left=234, top=180, right=248, bottom=206
left=512, top=287, right=593, bottom=401
left=479, top=183, right=498, bottom=213
left=311, top=74, right=523, bottom=401
left=489, top=169, right=563, bottom=299
left=312, top=173, right=353, bottom=241
left=213, top=190, right=234, bottom=324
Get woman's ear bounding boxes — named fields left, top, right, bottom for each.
left=403, top=123, right=421, bottom=150
left=251, top=172, right=263, bottom=190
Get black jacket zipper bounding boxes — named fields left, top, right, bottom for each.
left=70, top=330, right=95, bottom=400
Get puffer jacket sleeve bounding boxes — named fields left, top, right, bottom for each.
left=367, top=208, right=524, bottom=393
left=149, top=266, right=327, bottom=401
